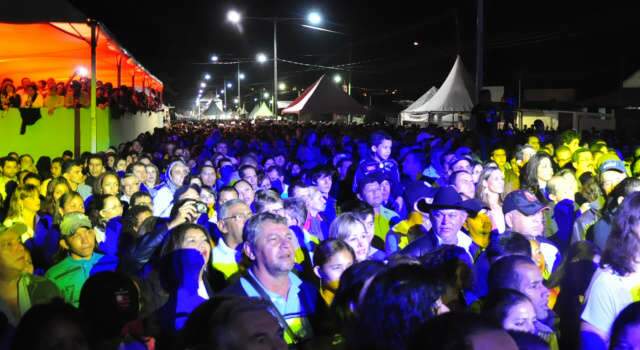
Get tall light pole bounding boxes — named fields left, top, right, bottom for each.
left=475, top=0, right=484, bottom=101
left=227, top=10, right=323, bottom=116
left=210, top=54, right=261, bottom=113
left=273, top=20, right=278, bottom=116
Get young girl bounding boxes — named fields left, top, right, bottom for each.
left=313, top=239, right=355, bottom=306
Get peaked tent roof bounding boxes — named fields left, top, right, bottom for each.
left=0, top=0, right=162, bottom=90
left=403, top=86, right=438, bottom=113
left=282, top=75, right=365, bottom=115
left=249, top=102, right=274, bottom=119
left=203, top=102, right=223, bottom=116
left=411, top=55, right=474, bottom=113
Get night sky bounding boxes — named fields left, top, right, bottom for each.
left=68, top=1, right=640, bottom=111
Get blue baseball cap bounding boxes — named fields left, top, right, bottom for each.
left=599, top=159, right=626, bottom=174
left=503, top=190, right=547, bottom=216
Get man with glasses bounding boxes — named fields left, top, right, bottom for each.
left=213, top=199, right=252, bottom=280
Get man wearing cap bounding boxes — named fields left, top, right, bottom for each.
left=0, top=223, right=61, bottom=326
left=45, top=212, right=118, bottom=307
left=503, top=190, right=561, bottom=278
left=401, top=186, right=480, bottom=260
left=599, top=158, right=627, bottom=195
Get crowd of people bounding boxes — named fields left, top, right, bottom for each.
left=0, top=75, right=163, bottom=116
left=1, top=119, right=640, bottom=350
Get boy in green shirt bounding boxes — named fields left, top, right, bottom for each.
left=45, top=213, right=118, bottom=306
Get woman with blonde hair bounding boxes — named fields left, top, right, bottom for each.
left=476, top=165, right=506, bottom=234
left=329, top=212, right=384, bottom=262
left=4, top=184, right=58, bottom=271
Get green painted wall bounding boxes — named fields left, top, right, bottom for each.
left=0, top=108, right=110, bottom=158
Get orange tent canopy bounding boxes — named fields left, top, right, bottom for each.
left=0, top=22, right=163, bottom=91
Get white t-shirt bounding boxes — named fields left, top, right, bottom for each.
left=581, top=267, right=640, bottom=336
left=436, top=230, right=474, bottom=261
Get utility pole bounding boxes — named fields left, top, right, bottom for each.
left=475, top=0, right=484, bottom=101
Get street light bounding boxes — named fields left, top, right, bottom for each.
left=211, top=55, right=219, bottom=62
left=204, top=74, right=211, bottom=80
left=227, top=10, right=322, bottom=116
left=239, top=73, right=245, bottom=80
left=263, top=92, right=270, bottom=99
left=200, top=82, right=206, bottom=88
left=333, top=74, right=342, bottom=83
left=278, top=82, right=287, bottom=91
left=256, top=53, right=267, bottom=63
left=307, top=11, right=322, bottom=25
left=227, top=10, right=241, bottom=24
left=227, top=83, right=233, bottom=88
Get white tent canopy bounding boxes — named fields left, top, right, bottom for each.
left=202, top=101, right=223, bottom=119
left=249, top=102, right=274, bottom=119
left=411, top=55, right=475, bottom=114
left=404, top=87, right=438, bottom=113
left=400, top=86, right=437, bottom=123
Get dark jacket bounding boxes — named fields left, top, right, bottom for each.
left=25, top=214, right=58, bottom=274
left=571, top=208, right=600, bottom=244
left=398, top=230, right=439, bottom=259
left=591, top=210, right=614, bottom=252
left=119, top=217, right=171, bottom=277
left=549, top=199, right=579, bottom=252
left=400, top=229, right=480, bottom=260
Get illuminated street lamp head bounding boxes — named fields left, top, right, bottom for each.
left=227, top=10, right=241, bottom=24
left=220, top=89, right=225, bottom=94
left=239, top=73, right=245, bottom=80
left=233, top=98, right=239, bottom=104
left=211, top=55, right=219, bottom=62
left=200, top=82, right=206, bottom=88
left=198, top=89, right=203, bottom=94
left=278, top=82, right=286, bottom=91
left=256, top=53, right=267, bottom=63
left=333, top=74, right=342, bottom=83
left=227, top=83, right=233, bottom=88
left=263, top=92, right=270, bottom=99
left=204, top=74, right=211, bottom=80
left=307, top=11, right=322, bottom=25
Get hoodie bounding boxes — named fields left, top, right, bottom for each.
left=152, top=161, right=186, bottom=218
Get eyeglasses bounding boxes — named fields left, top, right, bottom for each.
left=223, top=212, right=252, bottom=221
